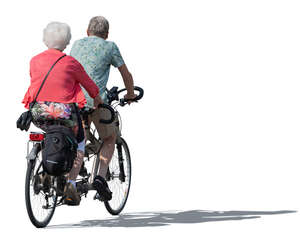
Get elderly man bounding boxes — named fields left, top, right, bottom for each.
left=70, top=16, right=136, bottom=201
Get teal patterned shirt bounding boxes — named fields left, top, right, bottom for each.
left=70, top=36, right=125, bottom=107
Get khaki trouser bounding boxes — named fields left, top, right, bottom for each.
left=88, top=108, right=120, bottom=140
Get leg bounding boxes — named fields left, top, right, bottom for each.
left=67, top=108, right=85, bottom=182
left=91, top=108, right=118, bottom=201
left=90, top=107, right=118, bottom=178
left=68, top=149, right=84, bottom=181
left=64, top=149, right=83, bottom=205
left=64, top=106, right=85, bottom=205
left=98, top=133, right=117, bottom=178
left=64, top=141, right=84, bottom=205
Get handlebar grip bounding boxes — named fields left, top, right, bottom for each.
left=119, top=86, right=144, bottom=104
left=98, top=104, right=115, bottom=124
left=132, top=86, right=144, bottom=101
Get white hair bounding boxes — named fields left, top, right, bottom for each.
left=43, top=22, right=71, bottom=51
left=88, top=16, right=109, bottom=37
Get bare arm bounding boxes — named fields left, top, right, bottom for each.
left=118, top=64, right=136, bottom=98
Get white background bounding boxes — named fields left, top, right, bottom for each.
left=0, top=0, right=299, bottom=239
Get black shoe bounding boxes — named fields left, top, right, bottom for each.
left=92, top=176, right=112, bottom=201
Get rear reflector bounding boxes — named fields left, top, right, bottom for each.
left=29, top=133, right=44, bottom=141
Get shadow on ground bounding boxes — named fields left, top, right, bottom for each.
left=47, top=209, right=296, bottom=228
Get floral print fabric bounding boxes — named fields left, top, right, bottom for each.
left=31, top=101, right=78, bottom=129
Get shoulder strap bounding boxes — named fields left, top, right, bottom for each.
left=30, top=54, right=67, bottom=109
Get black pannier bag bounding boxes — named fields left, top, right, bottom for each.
left=42, top=125, right=78, bottom=176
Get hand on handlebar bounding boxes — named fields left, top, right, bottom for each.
left=124, top=93, right=137, bottom=105
left=93, top=95, right=104, bottom=109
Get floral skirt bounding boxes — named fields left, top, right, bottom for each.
left=31, top=101, right=78, bottom=130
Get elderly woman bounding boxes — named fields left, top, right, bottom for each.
left=22, top=22, right=102, bottom=205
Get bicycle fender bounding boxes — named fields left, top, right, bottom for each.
left=26, top=143, right=41, bottom=163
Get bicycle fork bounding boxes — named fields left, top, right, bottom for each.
left=90, top=142, right=126, bottom=183
left=116, top=143, right=126, bottom=182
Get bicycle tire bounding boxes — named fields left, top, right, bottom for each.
left=25, top=152, right=57, bottom=228
left=104, top=137, right=131, bottom=215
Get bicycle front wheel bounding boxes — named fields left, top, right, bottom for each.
left=104, top=137, right=131, bottom=215
left=25, top=150, right=57, bottom=228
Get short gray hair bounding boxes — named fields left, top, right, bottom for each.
left=87, top=16, right=109, bottom=37
left=43, top=22, right=71, bottom=51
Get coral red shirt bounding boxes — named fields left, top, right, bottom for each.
left=22, top=49, right=99, bottom=109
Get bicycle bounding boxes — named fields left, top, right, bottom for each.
left=24, top=86, right=144, bottom=228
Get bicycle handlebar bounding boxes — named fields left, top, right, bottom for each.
left=107, top=86, right=144, bottom=106
left=119, top=86, right=144, bottom=106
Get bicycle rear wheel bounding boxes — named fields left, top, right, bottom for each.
left=104, top=137, right=131, bottom=215
left=25, top=149, right=57, bottom=228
